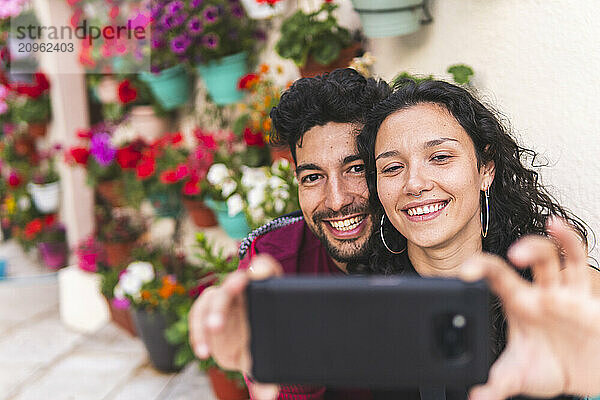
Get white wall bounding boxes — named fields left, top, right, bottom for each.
left=364, top=0, right=600, bottom=258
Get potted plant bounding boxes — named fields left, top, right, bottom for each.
left=113, top=247, right=209, bottom=372
left=27, top=147, right=61, bottom=214
left=350, top=0, right=430, bottom=38
left=36, top=216, right=68, bottom=270
left=192, top=0, right=259, bottom=105
left=96, top=207, right=146, bottom=268
left=275, top=1, right=360, bottom=77
left=122, top=77, right=170, bottom=142
left=9, top=72, right=52, bottom=137
left=235, top=65, right=292, bottom=163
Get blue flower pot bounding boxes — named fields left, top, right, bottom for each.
left=195, top=52, right=248, bottom=105
left=351, top=0, right=423, bottom=38
left=140, top=65, right=192, bottom=110
left=148, top=193, right=182, bottom=218
left=205, top=198, right=250, bottom=240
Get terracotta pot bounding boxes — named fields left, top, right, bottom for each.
left=107, top=299, right=137, bottom=336
left=128, top=106, right=169, bottom=142
left=299, top=43, right=363, bottom=78
left=97, top=180, right=126, bottom=207
left=269, top=146, right=294, bottom=165
left=28, top=122, right=48, bottom=138
left=207, top=367, right=249, bottom=400
left=95, top=76, right=119, bottom=104
left=102, top=241, right=135, bottom=268
left=182, top=198, right=217, bottom=228
left=14, top=135, right=36, bottom=156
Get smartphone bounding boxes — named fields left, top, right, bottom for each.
left=247, top=275, right=491, bottom=389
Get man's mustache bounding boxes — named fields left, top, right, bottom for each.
left=312, top=204, right=371, bottom=225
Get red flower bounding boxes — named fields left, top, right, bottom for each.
left=69, top=147, right=90, bottom=165
left=44, top=214, right=57, bottom=226
left=160, top=164, right=188, bottom=184
left=76, top=129, right=93, bottom=139
left=170, top=132, right=183, bottom=145
left=243, top=127, right=265, bottom=147
left=117, top=80, right=137, bottom=104
left=13, top=73, right=50, bottom=98
left=324, top=0, right=333, bottom=2
left=116, top=145, right=142, bottom=169
left=183, top=176, right=201, bottom=196
left=136, top=155, right=155, bottom=179
left=8, top=172, right=22, bottom=187
left=24, top=219, right=43, bottom=239
left=109, top=5, right=120, bottom=19
left=194, top=129, right=217, bottom=150
left=238, top=73, right=259, bottom=90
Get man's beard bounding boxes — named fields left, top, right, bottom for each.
left=310, top=203, right=373, bottom=264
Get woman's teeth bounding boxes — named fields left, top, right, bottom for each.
left=406, top=201, right=448, bottom=216
left=328, top=216, right=364, bottom=231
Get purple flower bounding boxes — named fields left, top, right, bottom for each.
left=188, top=16, right=203, bottom=35
left=112, top=297, right=131, bottom=310
left=171, top=34, right=191, bottom=54
left=231, top=4, right=243, bottom=18
left=203, top=6, right=219, bottom=24
left=202, top=33, right=219, bottom=49
left=162, top=13, right=185, bottom=28
left=190, top=0, right=202, bottom=8
left=90, top=133, right=116, bottom=167
left=167, top=0, right=184, bottom=15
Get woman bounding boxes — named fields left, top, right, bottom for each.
left=357, top=79, right=597, bottom=400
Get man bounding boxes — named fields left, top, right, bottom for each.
left=189, top=68, right=392, bottom=399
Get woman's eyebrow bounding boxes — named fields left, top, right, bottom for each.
left=375, top=150, right=400, bottom=162
left=424, top=137, right=459, bottom=148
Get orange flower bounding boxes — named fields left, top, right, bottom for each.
left=141, top=290, right=152, bottom=300
left=262, top=119, right=272, bottom=132
left=260, top=64, right=269, bottom=74
left=263, top=95, right=272, bottom=108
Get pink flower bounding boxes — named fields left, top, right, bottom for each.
left=111, top=297, right=131, bottom=309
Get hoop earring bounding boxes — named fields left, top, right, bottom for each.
left=481, top=188, right=490, bottom=238
left=380, top=214, right=406, bottom=254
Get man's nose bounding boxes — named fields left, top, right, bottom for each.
left=323, top=177, right=354, bottom=212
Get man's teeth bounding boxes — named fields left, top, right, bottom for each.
left=328, top=216, right=364, bottom=231
left=407, top=202, right=447, bottom=216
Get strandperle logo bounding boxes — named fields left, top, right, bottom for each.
left=15, top=19, right=147, bottom=45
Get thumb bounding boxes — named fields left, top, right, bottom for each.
left=248, top=254, right=284, bottom=280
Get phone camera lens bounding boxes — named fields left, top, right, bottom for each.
left=434, top=313, right=469, bottom=360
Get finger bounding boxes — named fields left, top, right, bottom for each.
left=248, top=254, right=284, bottom=280
left=546, top=216, right=588, bottom=288
left=507, top=235, right=561, bottom=287
left=248, top=382, right=280, bottom=400
left=189, top=287, right=217, bottom=359
left=207, top=271, right=249, bottom=331
left=461, top=253, right=530, bottom=312
left=469, top=350, right=521, bottom=400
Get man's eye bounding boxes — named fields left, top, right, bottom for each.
left=301, top=174, right=320, bottom=184
left=349, top=164, right=365, bottom=173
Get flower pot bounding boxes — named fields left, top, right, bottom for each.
left=299, top=43, right=362, bottom=78
left=95, top=76, right=119, bottom=104
left=28, top=181, right=60, bottom=214
left=96, top=179, right=126, bottom=207
left=204, top=198, right=250, bottom=240
left=196, top=52, right=248, bottom=105
left=102, top=241, right=136, bottom=268
left=182, top=198, right=217, bottom=228
left=128, top=105, right=168, bottom=142
left=240, top=0, right=286, bottom=19
left=148, top=192, right=182, bottom=218
left=28, top=122, right=48, bottom=138
left=106, top=299, right=137, bottom=337
left=351, top=0, right=423, bottom=38
left=132, top=309, right=181, bottom=373
left=207, top=367, right=249, bottom=400
left=58, top=265, right=110, bottom=333
left=38, top=241, right=68, bottom=269
left=140, top=64, right=192, bottom=110
left=14, top=135, right=36, bottom=156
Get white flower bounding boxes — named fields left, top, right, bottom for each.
left=241, top=167, right=268, bottom=189
left=119, top=272, right=143, bottom=297
left=271, top=158, right=289, bottom=173
left=17, top=196, right=30, bottom=211
left=248, top=206, right=265, bottom=223
left=207, top=163, right=229, bottom=185
left=221, top=179, right=237, bottom=198
left=226, top=194, right=244, bottom=217
left=274, top=198, right=286, bottom=213
left=273, top=187, right=290, bottom=200
left=247, top=187, right=266, bottom=208
left=113, top=283, right=125, bottom=299
left=126, top=261, right=155, bottom=283
left=268, top=176, right=286, bottom=190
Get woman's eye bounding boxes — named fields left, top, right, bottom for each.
left=381, top=165, right=403, bottom=174
left=301, top=174, right=320, bottom=184
left=432, top=154, right=452, bottom=162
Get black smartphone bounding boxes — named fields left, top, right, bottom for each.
left=247, top=276, right=491, bottom=389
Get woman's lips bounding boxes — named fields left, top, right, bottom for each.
left=403, top=200, right=449, bottom=222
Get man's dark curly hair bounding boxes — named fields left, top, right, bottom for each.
left=270, top=68, right=391, bottom=163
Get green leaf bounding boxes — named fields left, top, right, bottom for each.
left=447, top=64, right=474, bottom=85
